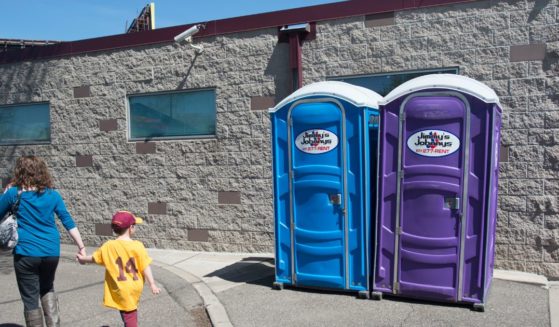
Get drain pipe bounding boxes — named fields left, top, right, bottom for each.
left=279, top=23, right=313, bottom=92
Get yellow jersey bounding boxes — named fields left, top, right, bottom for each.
left=92, top=239, right=153, bottom=311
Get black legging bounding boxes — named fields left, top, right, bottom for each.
left=13, top=254, right=59, bottom=311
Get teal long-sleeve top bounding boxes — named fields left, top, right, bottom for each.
left=0, top=186, right=76, bottom=257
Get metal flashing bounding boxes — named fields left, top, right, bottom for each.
left=0, top=0, right=479, bottom=64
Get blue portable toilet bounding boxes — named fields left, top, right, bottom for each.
left=269, top=81, right=382, bottom=297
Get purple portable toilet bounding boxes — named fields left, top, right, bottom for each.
left=373, top=74, right=501, bottom=311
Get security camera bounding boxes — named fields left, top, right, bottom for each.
left=174, top=24, right=201, bottom=43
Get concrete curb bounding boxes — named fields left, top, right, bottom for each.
left=63, top=246, right=556, bottom=327
left=151, top=260, right=233, bottom=327
left=494, top=269, right=558, bottom=327
left=549, top=282, right=559, bottom=327
left=493, top=269, right=549, bottom=286
left=61, top=247, right=233, bottom=327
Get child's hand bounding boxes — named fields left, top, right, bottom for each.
left=76, top=254, right=87, bottom=265
left=150, top=284, right=161, bottom=295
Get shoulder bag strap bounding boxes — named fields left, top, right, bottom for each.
left=10, top=190, right=23, bottom=216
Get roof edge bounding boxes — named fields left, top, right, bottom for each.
left=0, top=0, right=480, bottom=65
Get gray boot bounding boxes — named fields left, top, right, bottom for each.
left=40, top=292, right=60, bottom=327
left=24, top=308, right=44, bottom=327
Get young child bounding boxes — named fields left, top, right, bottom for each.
left=77, top=210, right=161, bottom=327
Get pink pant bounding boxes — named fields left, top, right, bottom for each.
left=120, top=310, right=138, bottom=327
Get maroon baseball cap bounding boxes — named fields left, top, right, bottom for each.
left=111, top=211, right=143, bottom=229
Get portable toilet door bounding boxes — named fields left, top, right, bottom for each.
left=270, top=81, right=382, bottom=297
left=373, top=74, right=501, bottom=311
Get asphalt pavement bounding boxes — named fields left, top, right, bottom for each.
left=220, top=277, right=548, bottom=327
left=0, top=246, right=556, bottom=327
left=148, top=248, right=555, bottom=327
left=0, top=250, right=210, bottom=327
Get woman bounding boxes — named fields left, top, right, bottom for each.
left=0, top=156, right=86, bottom=327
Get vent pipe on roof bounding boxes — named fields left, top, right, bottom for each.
left=279, top=23, right=311, bottom=92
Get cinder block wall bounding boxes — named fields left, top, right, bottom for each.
left=0, top=0, right=557, bottom=276
left=0, top=29, right=287, bottom=253
left=300, top=1, right=559, bottom=276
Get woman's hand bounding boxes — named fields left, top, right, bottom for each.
left=78, top=246, right=86, bottom=257
left=76, top=247, right=87, bottom=265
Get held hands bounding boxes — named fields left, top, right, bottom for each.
left=76, top=253, right=87, bottom=265
left=76, top=246, right=87, bottom=265
left=78, top=246, right=86, bottom=257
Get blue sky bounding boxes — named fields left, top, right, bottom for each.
left=2, top=0, right=344, bottom=41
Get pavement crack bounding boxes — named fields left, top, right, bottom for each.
left=0, top=298, right=24, bottom=305
left=400, top=304, right=415, bottom=326
left=170, top=255, right=196, bottom=266
left=0, top=281, right=103, bottom=305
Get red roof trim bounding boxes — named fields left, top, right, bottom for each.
left=0, top=0, right=479, bottom=64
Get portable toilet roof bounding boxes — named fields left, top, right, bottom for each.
left=270, top=81, right=383, bottom=113
left=381, top=74, right=500, bottom=106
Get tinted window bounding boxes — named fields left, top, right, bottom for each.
left=331, top=68, right=459, bottom=96
left=128, top=89, right=216, bottom=140
left=0, top=103, right=50, bottom=145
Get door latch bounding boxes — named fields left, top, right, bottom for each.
left=369, top=115, right=379, bottom=126
left=329, top=194, right=342, bottom=205
left=444, top=197, right=460, bottom=210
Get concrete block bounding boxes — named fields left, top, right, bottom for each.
left=73, top=86, right=91, bottom=98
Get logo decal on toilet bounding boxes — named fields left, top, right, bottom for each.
left=295, top=129, right=338, bottom=154
left=407, top=130, right=460, bottom=157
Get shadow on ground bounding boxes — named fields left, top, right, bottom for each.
left=204, top=257, right=489, bottom=309
left=204, top=257, right=275, bottom=287
left=378, top=293, right=477, bottom=311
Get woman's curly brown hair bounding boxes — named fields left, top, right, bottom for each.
left=12, top=156, right=54, bottom=192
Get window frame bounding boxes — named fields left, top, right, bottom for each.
left=0, top=101, right=51, bottom=146
left=126, top=88, right=217, bottom=142
left=329, top=67, right=460, bottom=96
